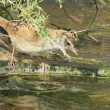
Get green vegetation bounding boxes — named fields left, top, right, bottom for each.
left=0, top=0, right=49, bottom=39
left=0, top=0, right=65, bottom=40
left=98, top=68, right=110, bottom=77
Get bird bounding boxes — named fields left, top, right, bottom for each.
left=0, top=16, right=78, bottom=71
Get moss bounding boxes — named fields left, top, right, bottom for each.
left=98, top=68, right=110, bottom=77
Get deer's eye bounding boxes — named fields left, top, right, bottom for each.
left=65, top=39, right=71, bottom=46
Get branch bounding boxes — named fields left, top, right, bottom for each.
left=88, top=0, right=99, bottom=29
left=61, top=4, right=78, bottom=25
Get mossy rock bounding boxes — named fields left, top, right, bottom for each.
left=98, top=68, right=110, bottom=77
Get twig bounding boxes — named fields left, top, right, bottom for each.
left=61, top=4, right=78, bottom=25
left=0, top=41, right=11, bottom=52
left=0, top=33, right=10, bottom=39
left=86, top=31, right=101, bottom=43
left=88, top=0, right=99, bottom=29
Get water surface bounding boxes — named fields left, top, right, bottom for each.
left=0, top=77, right=110, bottom=110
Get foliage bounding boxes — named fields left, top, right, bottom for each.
left=0, top=0, right=73, bottom=40
left=0, top=0, right=49, bottom=39
left=98, top=68, right=110, bottom=77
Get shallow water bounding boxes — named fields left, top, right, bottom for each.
left=0, top=77, right=110, bottom=110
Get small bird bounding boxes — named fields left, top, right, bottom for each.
left=0, top=16, right=78, bottom=70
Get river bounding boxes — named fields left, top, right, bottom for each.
left=0, top=76, right=110, bottom=110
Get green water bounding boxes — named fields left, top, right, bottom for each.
left=0, top=77, right=110, bottom=110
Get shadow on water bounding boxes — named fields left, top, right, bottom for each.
left=0, top=76, right=110, bottom=110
